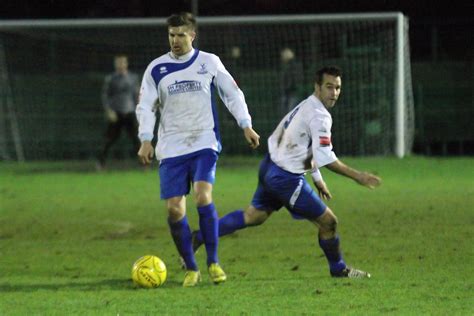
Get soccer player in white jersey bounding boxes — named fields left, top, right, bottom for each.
left=193, top=66, right=381, bottom=278
left=136, top=12, right=260, bottom=287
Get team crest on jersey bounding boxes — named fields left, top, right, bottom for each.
left=168, top=80, right=203, bottom=95
left=197, top=63, right=208, bottom=74
left=159, top=66, right=168, bottom=74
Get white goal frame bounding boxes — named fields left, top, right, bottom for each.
left=0, top=12, right=412, bottom=159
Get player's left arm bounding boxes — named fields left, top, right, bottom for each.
left=213, top=56, right=260, bottom=148
left=326, top=160, right=381, bottom=189
left=308, top=115, right=381, bottom=190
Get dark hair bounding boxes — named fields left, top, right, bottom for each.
left=315, top=66, right=342, bottom=85
left=167, top=12, right=196, bottom=30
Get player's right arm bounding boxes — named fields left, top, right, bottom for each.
left=138, top=141, right=154, bottom=165
left=136, top=63, right=159, bottom=164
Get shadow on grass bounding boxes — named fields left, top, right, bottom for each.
left=0, top=278, right=183, bottom=292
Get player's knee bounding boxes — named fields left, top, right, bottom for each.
left=318, top=208, right=338, bottom=233
left=193, top=191, right=212, bottom=206
left=167, top=202, right=185, bottom=222
left=326, top=215, right=338, bottom=233
left=244, top=206, right=270, bottom=226
left=193, top=182, right=213, bottom=206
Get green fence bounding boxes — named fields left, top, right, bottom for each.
left=412, top=61, right=473, bottom=155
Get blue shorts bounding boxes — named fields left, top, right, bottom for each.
left=159, top=149, right=218, bottom=200
left=251, top=155, right=327, bottom=220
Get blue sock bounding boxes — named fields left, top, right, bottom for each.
left=197, top=203, right=219, bottom=266
left=195, top=210, right=246, bottom=245
left=319, top=236, right=346, bottom=273
left=168, top=216, right=198, bottom=271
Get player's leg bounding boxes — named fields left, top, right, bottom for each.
left=166, top=196, right=201, bottom=286
left=280, top=176, right=367, bottom=278
left=193, top=181, right=219, bottom=265
left=193, top=205, right=273, bottom=251
left=309, top=206, right=371, bottom=278
left=166, top=196, right=197, bottom=269
left=191, top=150, right=226, bottom=283
left=308, top=208, right=347, bottom=274
left=194, top=180, right=228, bottom=284
left=193, top=154, right=279, bottom=250
left=160, top=155, right=200, bottom=286
left=286, top=180, right=340, bottom=274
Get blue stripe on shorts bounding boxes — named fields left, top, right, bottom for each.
left=159, top=149, right=218, bottom=200
left=251, top=155, right=327, bottom=219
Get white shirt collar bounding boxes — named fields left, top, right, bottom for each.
left=309, top=94, right=323, bottom=107
left=169, top=48, right=195, bottom=61
left=309, top=94, right=331, bottom=113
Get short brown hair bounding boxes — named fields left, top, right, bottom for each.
left=315, top=66, right=342, bottom=85
left=167, top=12, right=196, bottom=31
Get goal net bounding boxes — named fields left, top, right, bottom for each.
left=0, top=13, right=414, bottom=160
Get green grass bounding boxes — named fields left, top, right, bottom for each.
left=0, top=156, right=473, bottom=315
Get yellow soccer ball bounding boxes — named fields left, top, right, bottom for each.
left=131, top=255, right=167, bottom=288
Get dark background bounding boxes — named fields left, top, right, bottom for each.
left=1, top=0, right=472, bottom=61
left=1, top=0, right=473, bottom=156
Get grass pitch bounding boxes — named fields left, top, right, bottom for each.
left=0, top=156, right=473, bottom=315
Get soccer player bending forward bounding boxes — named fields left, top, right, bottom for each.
left=194, top=66, right=381, bottom=278
left=136, top=12, right=260, bottom=287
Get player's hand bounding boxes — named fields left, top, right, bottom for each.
left=356, top=172, right=381, bottom=189
left=105, top=108, right=118, bottom=122
left=313, top=179, right=332, bottom=201
left=137, top=141, right=154, bottom=165
left=243, top=127, right=260, bottom=149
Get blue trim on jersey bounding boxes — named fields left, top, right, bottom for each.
left=210, top=82, right=222, bottom=152
left=151, top=50, right=200, bottom=87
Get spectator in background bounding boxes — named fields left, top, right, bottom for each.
left=280, top=47, right=303, bottom=114
left=97, top=54, right=140, bottom=170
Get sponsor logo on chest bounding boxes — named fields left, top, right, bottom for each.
left=167, top=80, right=203, bottom=95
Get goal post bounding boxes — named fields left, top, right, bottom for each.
left=395, top=13, right=414, bottom=158
left=0, top=13, right=414, bottom=160
left=0, top=39, right=25, bottom=162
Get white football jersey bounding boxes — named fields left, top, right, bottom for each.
left=136, top=49, right=252, bottom=160
left=268, top=94, right=338, bottom=174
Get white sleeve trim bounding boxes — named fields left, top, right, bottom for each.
left=311, top=169, right=323, bottom=182
left=139, top=133, right=154, bottom=142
